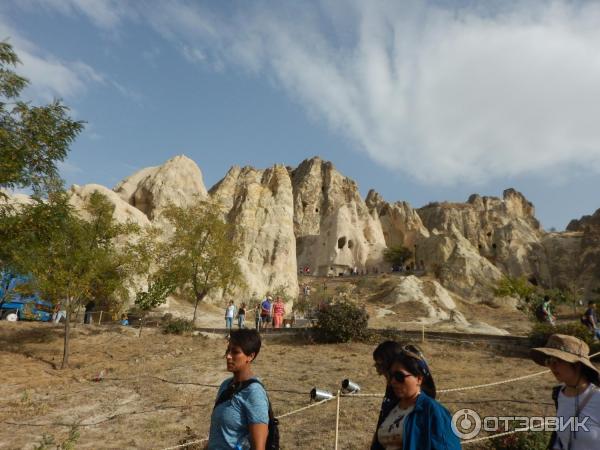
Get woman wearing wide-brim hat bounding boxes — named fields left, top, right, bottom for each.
left=531, top=334, right=600, bottom=450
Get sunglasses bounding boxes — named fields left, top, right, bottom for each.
left=389, top=371, right=415, bottom=383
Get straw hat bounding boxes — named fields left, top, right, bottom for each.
left=531, top=334, right=599, bottom=382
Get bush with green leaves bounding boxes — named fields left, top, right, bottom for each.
left=529, top=322, right=600, bottom=354
left=487, top=430, right=551, bottom=450
left=163, top=318, right=194, bottom=335
left=314, top=299, right=369, bottom=343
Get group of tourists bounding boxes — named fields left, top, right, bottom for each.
left=206, top=330, right=599, bottom=449
left=224, top=296, right=287, bottom=332
left=537, top=295, right=600, bottom=342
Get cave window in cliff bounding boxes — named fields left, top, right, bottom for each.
left=487, top=232, right=492, bottom=237
left=302, top=201, right=308, bottom=209
left=315, top=208, right=319, bottom=213
left=348, top=239, right=354, bottom=249
left=338, top=236, right=347, bottom=249
left=492, top=243, right=497, bottom=250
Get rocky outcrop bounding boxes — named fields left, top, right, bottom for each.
left=416, top=227, right=504, bottom=300
left=210, top=165, right=298, bottom=301
left=417, top=189, right=547, bottom=284
left=69, top=184, right=151, bottom=227
left=114, top=155, right=208, bottom=220
left=365, top=190, right=429, bottom=249
left=291, top=157, right=387, bottom=275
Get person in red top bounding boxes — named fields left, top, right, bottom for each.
left=272, top=297, right=285, bottom=328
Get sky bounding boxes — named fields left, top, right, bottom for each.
left=2, top=0, right=600, bottom=230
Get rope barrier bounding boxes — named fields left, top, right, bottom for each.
left=275, top=396, right=336, bottom=420
left=160, top=437, right=208, bottom=450
left=462, top=427, right=529, bottom=445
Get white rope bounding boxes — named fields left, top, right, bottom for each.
left=462, top=427, right=529, bottom=445
left=275, top=396, right=336, bottom=420
left=160, top=437, right=208, bottom=450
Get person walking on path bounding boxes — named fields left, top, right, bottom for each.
left=260, top=296, right=272, bottom=331
left=272, top=297, right=285, bottom=329
left=582, top=301, right=600, bottom=340
left=531, top=334, right=600, bottom=450
left=237, top=303, right=246, bottom=329
left=254, top=301, right=262, bottom=331
left=208, top=329, right=269, bottom=450
left=225, top=301, right=236, bottom=332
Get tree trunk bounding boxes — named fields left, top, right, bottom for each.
left=61, top=303, right=71, bottom=369
left=192, top=299, right=199, bottom=323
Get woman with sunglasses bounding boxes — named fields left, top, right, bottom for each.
left=531, top=334, right=600, bottom=450
left=208, top=329, right=269, bottom=450
left=373, top=347, right=461, bottom=450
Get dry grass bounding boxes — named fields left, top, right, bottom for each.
left=0, top=321, right=568, bottom=450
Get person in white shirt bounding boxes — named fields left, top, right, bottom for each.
left=225, top=301, right=236, bottom=332
left=531, top=334, right=600, bottom=450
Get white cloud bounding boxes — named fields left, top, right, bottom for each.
left=15, top=0, right=600, bottom=185
left=139, top=1, right=600, bottom=185
left=0, top=19, right=105, bottom=102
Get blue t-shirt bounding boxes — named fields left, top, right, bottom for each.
left=208, top=377, right=269, bottom=450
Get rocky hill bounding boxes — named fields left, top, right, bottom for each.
left=4, top=155, right=597, bottom=329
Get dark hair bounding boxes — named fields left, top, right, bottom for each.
left=544, top=295, right=550, bottom=302
left=579, top=363, right=600, bottom=386
left=373, top=341, right=403, bottom=372
left=391, top=351, right=437, bottom=399
left=589, top=300, right=596, bottom=306
left=229, top=329, right=262, bottom=359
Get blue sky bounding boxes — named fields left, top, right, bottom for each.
left=2, top=1, right=600, bottom=230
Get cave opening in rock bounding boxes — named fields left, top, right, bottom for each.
left=338, top=236, right=347, bottom=249
left=347, top=239, right=354, bottom=249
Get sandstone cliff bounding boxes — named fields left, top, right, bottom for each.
left=291, top=157, right=386, bottom=276
left=114, top=155, right=208, bottom=220
left=210, top=165, right=298, bottom=301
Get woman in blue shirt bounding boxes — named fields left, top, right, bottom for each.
left=373, top=347, right=461, bottom=450
left=208, top=329, right=269, bottom=450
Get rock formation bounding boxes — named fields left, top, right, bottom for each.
left=210, top=165, right=298, bottom=301
left=69, top=184, right=151, bottom=227
left=291, top=157, right=387, bottom=276
left=114, top=155, right=208, bottom=220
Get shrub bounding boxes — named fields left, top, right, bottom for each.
left=529, top=322, right=600, bottom=354
left=488, top=430, right=551, bottom=450
left=314, top=299, right=369, bottom=343
left=163, top=318, right=194, bottom=335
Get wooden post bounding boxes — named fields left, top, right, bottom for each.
left=98, top=311, right=103, bottom=325
left=334, top=390, right=341, bottom=450
left=421, top=324, right=425, bottom=343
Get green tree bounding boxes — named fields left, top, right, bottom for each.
left=0, top=191, right=135, bottom=368
left=0, top=41, right=83, bottom=196
left=162, top=200, right=243, bottom=323
left=493, top=276, right=536, bottom=302
left=129, top=226, right=175, bottom=336
left=383, top=245, right=412, bottom=268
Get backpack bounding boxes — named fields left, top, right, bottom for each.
left=213, top=379, right=280, bottom=450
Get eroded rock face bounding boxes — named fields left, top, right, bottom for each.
left=69, top=184, right=151, bottom=227
left=210, top=165, right=298, bottom=302
left=114, top=155, right=208, bottom=220
left=417, top=189, right=547, bottom=283
left=366, top=190, right=430, bottom=249
left=416, top=227, right=504, bottom=300
left=292, top=157, right=386, bottom=275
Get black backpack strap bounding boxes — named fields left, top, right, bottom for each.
left=213, top=379, right=260, bottom=409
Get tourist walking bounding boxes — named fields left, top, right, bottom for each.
left=260, top=296, right=272, bottom=331
left=225, top=301, right=236, bottom=332
left=272, top=297, right=285, bottom=328
left=581, top=301, right=600, bottom=340
left=371, top=345, right=461, bottom=450
left=254, top=301, right=262, bottom=330
left=237, top=303, right=246, bottom=329
left=208, top=329, right=270, bottom=450
left=531, top=334, right=600, bottom=449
